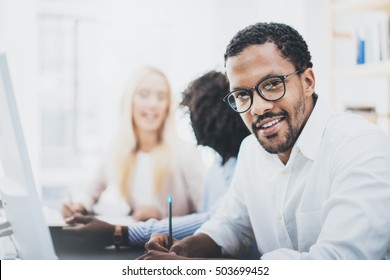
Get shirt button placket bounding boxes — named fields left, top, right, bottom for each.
left=277, top=167, right=291, bottom=247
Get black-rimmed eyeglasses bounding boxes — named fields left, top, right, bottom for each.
left=223, top=70, right=301, bottom=113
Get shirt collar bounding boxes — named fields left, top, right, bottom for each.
left=295, top=94, right=333, bottom=161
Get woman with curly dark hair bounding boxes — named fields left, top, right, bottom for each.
left=180, top=70, right=250, bottom=212
left=181, top=70, right=249, bottom=164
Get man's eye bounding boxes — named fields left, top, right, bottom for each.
left=234, top=91, right=250, bottom=100
left=262, top=79, right=282, bottom=91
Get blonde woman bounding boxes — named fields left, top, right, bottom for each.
left=62, top=67, right=204, bottom=221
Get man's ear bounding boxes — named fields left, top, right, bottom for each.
left=302, top=68, right=315, bottom=97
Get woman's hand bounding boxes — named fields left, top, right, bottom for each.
left=61, top=202, right=88, bottom=218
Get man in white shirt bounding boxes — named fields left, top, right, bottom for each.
left=139, top=22, right=390, bottom=260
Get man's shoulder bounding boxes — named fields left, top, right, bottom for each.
left=321, top=111, right=390, bottom=161
left=325, top=111, right=385, bottom=141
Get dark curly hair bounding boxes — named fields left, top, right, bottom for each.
left=181, top=71, right=250, bottom=164
left=224, top=22, right=313, bottom=71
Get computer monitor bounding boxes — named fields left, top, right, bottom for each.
left=0, top=53, right=57, bottom=259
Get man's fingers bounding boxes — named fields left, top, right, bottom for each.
left=144, top=234, right=170, bottom=252
left=136, top=253, right=147, bottom=260
left=136, top=250, right=163, bottom=260
left=170, top=242, right=186, bottom=256
left=136, top=250, right=183, bottom=260
left=144, top=239, right=169, bottom=252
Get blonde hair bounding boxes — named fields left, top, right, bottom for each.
left=108, top=66, right=177, bottom=205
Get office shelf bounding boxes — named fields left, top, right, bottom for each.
left=329, top=0, right=390, bottom=133
left=333, top=59, right=390, bottom=79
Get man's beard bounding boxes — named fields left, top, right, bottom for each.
left=253, top=95, right=306, bottom=154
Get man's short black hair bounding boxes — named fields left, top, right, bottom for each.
left=181, top=71, right=250, bottom=164
left=224, top=22, right=313, bottom=71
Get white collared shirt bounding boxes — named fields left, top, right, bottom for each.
left=196, top=96, right=390, bottom=259
left=132, top=151, right=156, bottom=206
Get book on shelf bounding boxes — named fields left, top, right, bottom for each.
left=334, top=11, right=390, bottom=67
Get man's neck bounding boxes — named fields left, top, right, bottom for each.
left=278, top=151, right=291, bottom=165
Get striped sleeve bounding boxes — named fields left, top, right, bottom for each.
left=127, top=211, right=211, bottom=247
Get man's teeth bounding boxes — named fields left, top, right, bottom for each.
left=261, top=118, right=282, bottom=129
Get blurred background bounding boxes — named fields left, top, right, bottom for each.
left=0, top=0, right=389, bottom=205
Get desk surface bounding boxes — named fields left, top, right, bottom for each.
left=50, top=226, right=144, bottom=260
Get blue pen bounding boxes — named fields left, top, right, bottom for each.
left=168, top=195, right=173, bottom=249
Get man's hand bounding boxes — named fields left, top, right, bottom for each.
left=61, top=202, right=88, bottom=218
left=144, top=233, right=169, bottom=252
left=137, top=250, right=188, bottom=260
left=62, top=214, right=118, bottom=248
left=144, top=233, right=188, bottom=256
left=143, top=233, right=222, bottom=259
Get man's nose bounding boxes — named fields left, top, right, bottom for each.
left=250, top=90, right=274, bottom=116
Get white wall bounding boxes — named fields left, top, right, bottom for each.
left=0, top=0, right=40, bottom=189
left=304, top=0, right=331, bottom=104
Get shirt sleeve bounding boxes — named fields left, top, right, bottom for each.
left=263, top=131, right=390, bottom=260
left=195, top=153, right=256, bottom=257
left=127, top=212, right=211, bottom=247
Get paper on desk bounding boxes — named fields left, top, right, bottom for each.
left=43, top=206, right=135, bottom=227
left=43, top=206, right=67, bottom=227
